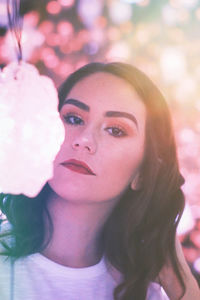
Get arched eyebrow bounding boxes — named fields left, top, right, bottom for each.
left=63, top=98, right=90, bottom=111
left=105, top=111, right=138, bottom=129
left=63, top=98, right=138, bottom=128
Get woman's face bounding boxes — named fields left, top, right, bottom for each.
left=48, top=72, right=146, bottom=204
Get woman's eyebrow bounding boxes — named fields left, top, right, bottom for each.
left=63, top=98, right=138, bottom=128
left=105, top=111, right=138, bottom=128
left=63, top=98, right=90, bottom=111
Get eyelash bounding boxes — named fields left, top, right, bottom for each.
left=105, top=126, right=127, bottom=137
left=63, top=113, right=84, bottom=126
left=62, top=113, right=127, bottom=138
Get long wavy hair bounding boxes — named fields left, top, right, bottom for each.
left=0, top=62, right=185, bottom=300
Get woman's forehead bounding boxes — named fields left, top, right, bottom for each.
left=62, top=72, right=146, bottom=134
left=70, top=71, right=130, bottom=90
left=66, top=72, right=144, bottom=108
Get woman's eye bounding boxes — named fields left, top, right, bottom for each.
left=63, top=114, right=84, bottom=125
left=106, top=127, right=127, bottom=137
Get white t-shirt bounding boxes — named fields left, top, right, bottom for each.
left=0, top=223, right=169, bottom=300
left=0, top=252, right=169, bottom=300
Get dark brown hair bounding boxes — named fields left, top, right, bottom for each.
left=0, top=62, right=185, bottom=300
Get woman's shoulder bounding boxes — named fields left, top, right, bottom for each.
left=105, top=259, right=169, bottom=300
left=0, top=220, right=12, bottom=232
left=0, top=221, right=13, bottom=300
left=0, top=220, right=13, bottom=252
left=147, top=282, right=169, bottom=300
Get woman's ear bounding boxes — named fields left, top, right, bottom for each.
left=130, top=173, right=141, bottom=190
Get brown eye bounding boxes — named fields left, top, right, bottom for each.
left=106, top=127, right=127, bottom=137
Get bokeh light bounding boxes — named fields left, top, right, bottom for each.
left=46, top=1, right=61, bottom=15
left=58, top=0, right=75, bottom=7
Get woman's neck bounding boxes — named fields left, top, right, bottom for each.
left=41, top=192, right=117, bottom=268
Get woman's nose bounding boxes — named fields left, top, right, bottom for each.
left=72, top=130, right=97, bottom=154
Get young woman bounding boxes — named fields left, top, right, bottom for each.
left=0, top=62, right=199, bottom=300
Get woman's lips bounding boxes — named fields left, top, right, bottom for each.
left=60, top=159, right=96, bottom=176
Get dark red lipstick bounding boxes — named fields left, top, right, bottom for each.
left=61, top=159, right=96, bottom=176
